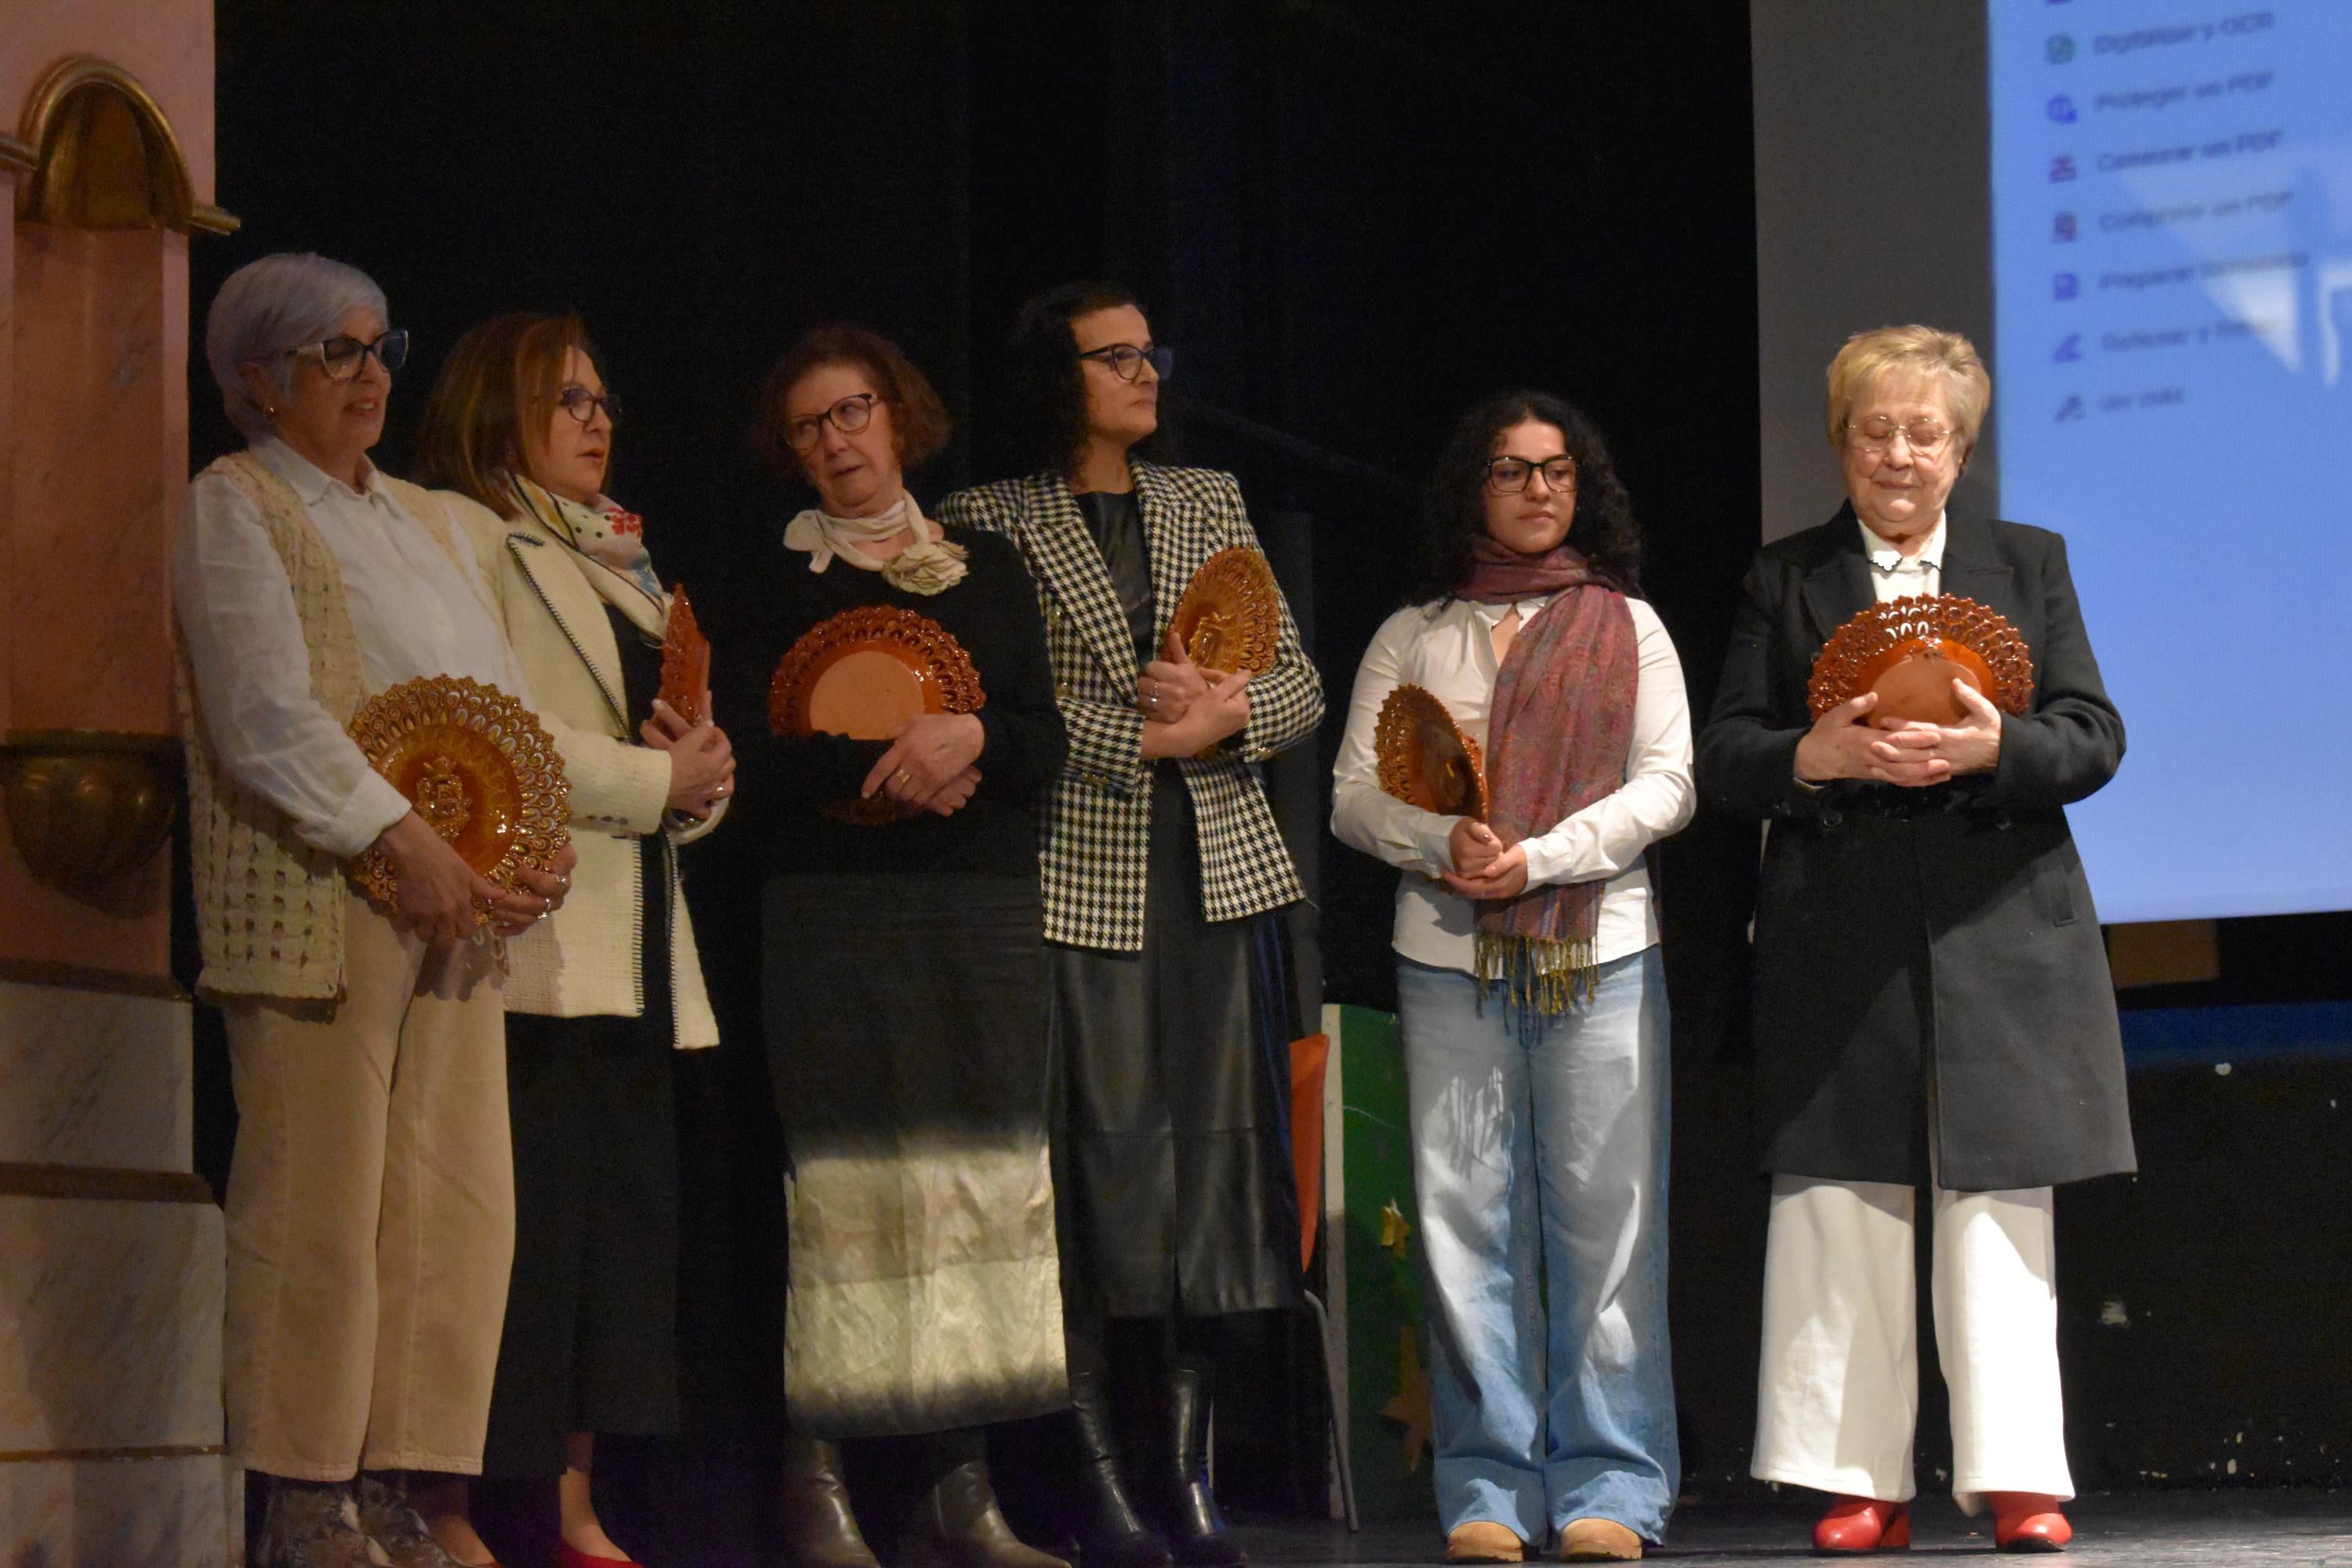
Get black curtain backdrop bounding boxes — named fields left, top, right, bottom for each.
left=180, top=2, right=1826, bottom=1549
left=184, top=4, right=2349, bottom=1560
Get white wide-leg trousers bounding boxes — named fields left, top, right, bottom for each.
left=1750, top=1174, right=2074, bottom=1513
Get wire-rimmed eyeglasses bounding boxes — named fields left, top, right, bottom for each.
left=1845, top=415, right=1955, bottom=458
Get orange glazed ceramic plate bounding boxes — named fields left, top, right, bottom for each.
left=347, top=675, right=572, bottom=924
left=1373, top=683, right=1488, bottom=820
left=768, top=606, right=986, bottom=825
left=1167, top=547, right=1282, bottom=675
left=659, top=583, right=712, bottom=726
left=1807, top=594, right=2035, bottom=727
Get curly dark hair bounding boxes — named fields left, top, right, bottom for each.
left=1415, top=390, right=1644, bottom=602
left=751, top=322, right=953, bottom=485
left=993, top=281, right=1178, bottom=479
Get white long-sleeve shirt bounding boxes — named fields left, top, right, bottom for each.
left=1331, top=593, right=1695, bottom=973
left=172, top=437, right=533, bottom=858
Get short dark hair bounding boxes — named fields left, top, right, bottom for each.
left=752, top=323, right=953, bottom=484
left=1415, top=390, right=1644, bottom=603
left=994, top=281, right=1177, bottom=479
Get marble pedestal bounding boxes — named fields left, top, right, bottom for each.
left=0, top=977, right=238, bottom=1566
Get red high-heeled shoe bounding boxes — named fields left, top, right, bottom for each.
left=1987, top=1493, right=2071, bottom=1553
left=1813, top=1495, right=1910, bottom=1554
left=556, top=1541, right=643, bottom=1568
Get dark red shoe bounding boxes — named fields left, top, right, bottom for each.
left=1988, top=1494, right=2071, bottom=1553
left=1813, top=1496, right=1910, bottom=1554
left=556, top=1542, right=642, bottom=1568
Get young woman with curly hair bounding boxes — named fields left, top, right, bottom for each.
left=1332, top=391, right=1693, bottom=1563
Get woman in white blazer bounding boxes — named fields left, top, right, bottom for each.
left=409, top=313, right=735, bottom=1568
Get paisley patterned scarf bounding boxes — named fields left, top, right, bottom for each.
left=1459, top=538, right=1639, bottom=1012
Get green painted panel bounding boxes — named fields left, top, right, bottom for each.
left=1334, top=1004, right=1435, bottom=1525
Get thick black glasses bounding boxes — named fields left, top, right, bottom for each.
left=556, top=385, right=622, bottom=426
left=289, top=328, right=409, bottom=382
left=785, top=392, right=880, bottom=452
left=1483, top=455, right=1578, bottom=495
left=1077, top=343, right=1174, bottom=383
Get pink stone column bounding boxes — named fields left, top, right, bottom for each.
left=2, top=11, right=241, bottom=1564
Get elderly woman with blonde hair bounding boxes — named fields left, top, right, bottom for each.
left=1696, top=325, right=2130, bottom=1555
left=173, top=252, right=573, bottom=1568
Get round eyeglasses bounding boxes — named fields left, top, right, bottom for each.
left=1846, top=416, right=1954, bottom=458
left=784, top=392, right=880, bottom=453
left=556, top=385, right=622, bottom=426
left=1077, top=343, right=1174, bottom=383
left=288, top=328, right=409, bottom=382
left=1483, top=456, right=1577, bottom=495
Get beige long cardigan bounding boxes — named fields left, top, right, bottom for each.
left=446, top=485, right=721, bottom=1048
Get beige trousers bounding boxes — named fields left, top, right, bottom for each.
left=221, top=891, right=514, bottom=1479
left=1751, top=1174, right=2074, bottom=1512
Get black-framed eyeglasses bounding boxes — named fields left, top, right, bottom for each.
left=1077, top=343, right=1174, bottom=383
left=1483, top=455, right=1578, bottom=495
left=556, top=384, right=622, bottom=426
left=784, top=392, right=880, bottom=452
left=287, top=328, right=408, bottom=382
left=1845, top=415, right=1954, bottom=457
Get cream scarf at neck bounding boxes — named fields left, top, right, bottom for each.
left=782, top=491, right=968, bottom=596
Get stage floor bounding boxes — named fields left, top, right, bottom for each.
left=1233, top=1491, right=2352, bottom=1566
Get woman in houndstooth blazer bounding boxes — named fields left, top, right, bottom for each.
left=939, top=283, right=1323, bottom=1568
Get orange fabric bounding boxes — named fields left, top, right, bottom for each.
left=1289, top=1033, right=1330, bottom=1272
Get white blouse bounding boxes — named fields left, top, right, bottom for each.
left=1331, top=593, right=1695, bottom=975
left=1862, top=511, right=1946, bottom=601
left=172, top=437, right=532, bottom=858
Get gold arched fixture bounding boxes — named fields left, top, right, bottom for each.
left=13, top=55, right=238, bottom=235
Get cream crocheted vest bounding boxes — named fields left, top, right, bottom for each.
left=175, top=452, right=371, bottom=1000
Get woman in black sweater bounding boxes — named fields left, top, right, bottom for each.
left=711, top=325, right=1069, bottom=1568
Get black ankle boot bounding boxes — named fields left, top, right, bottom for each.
left=1156, top=1366, right=1245, bottom=1568
left=902, top=1433, right=1069, bottom=1568
left=779, top=1435, right=880, bottom=1568
left=1061, top=1373, right=1174, bottom=1568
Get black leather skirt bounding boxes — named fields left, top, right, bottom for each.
left=1049, top=767, right=1301, bottom=1321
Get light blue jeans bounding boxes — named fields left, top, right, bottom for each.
left=1396, top=946, right=1678, bottom=1546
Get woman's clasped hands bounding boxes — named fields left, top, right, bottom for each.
left=374, top=811, right=579, bottom=944
left=642, top=695, right=735, bottom=818
left=1442, top=815, right=1528, bottom=901
left=1794, top=680, right=2004, bottom=788
left=863, top=712, right=985, bottom=816
left=1138, top=630, right=1252, bottom=759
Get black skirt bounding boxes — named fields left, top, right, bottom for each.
left=762, top=872, right=1067, bottom=1438
left=1051, top=767, right=1301, bottom=1321
left=481, top=834, right=680, bottom=1479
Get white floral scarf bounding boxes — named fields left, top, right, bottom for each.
left=782, top=492, right=968, bottom=596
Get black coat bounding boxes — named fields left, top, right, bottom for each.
left=1696, top=506, right=2136, bottom=1191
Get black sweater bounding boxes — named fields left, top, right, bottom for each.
left=709, top=525, right=1067, bottom=884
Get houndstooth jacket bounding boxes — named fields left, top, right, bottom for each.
left=938, top=463, right=1323, bottom=951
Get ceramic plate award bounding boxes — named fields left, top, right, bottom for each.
left=768, top=605, right=987, bottom=825
left=347, top=675, right=572, bottom=924
left=1373, top=683, right=1488, bottom=820
left=1808, top=593, right=2035, bottom=727
left=659, top=583, right=711, bottom=726
left=1167, top=547, right=1281, bottom=674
